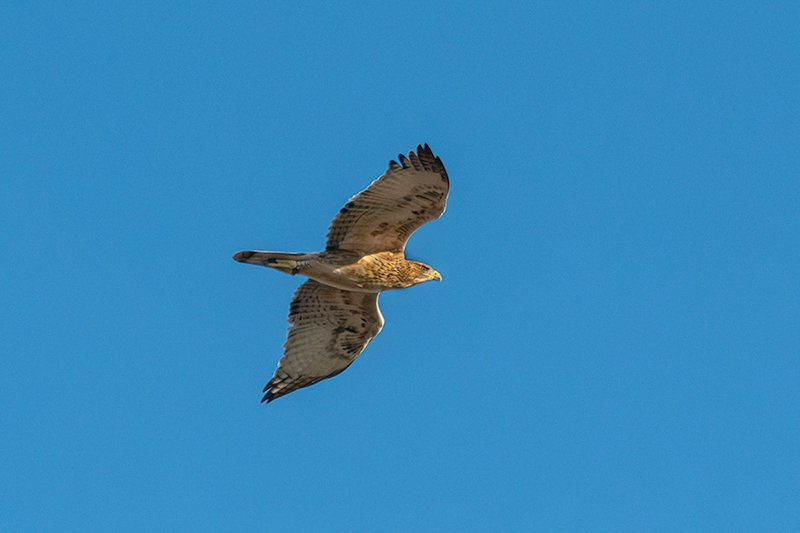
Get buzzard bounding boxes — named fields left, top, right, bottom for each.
left=234, top=144, right=449, bottom=403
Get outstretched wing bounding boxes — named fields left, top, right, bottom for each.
left=325, top=144, right=449, bottom=254
left=262, top=280, right=384, bottom=403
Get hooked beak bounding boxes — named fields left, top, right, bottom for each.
left=430, top=270, right=442, bottom=282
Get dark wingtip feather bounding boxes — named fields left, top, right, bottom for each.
left=261, top=382, right=281, bottom=403
left=261, top=378, right=279, bottom=403
left=398, top=153, right=411, bottom=168
left=411, top=143, right=449, bottom=183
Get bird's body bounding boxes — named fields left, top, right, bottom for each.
left=234, top=144, right=448, bottom=403
left=233, top=250, right=440, bottom=293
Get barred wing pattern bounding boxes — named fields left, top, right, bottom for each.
left=262, top=280, right=385, bottom=403
left=325, top=144, right=449, bottom=254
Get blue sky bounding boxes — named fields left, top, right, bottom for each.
left=2, top=1, right=798, bottom=531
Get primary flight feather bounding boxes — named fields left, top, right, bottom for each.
left=234, top=144, right=449, bottom=403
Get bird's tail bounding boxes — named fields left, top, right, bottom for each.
left=232, top=251, right=310, bottom=275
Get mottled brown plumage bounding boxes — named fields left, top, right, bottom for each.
left=233, top=144, right=448, bottom=403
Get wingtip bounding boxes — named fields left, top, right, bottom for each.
left=391, top=144, right=435, bottom=170
left=404, top=143, right=448, bottom=182
left=261, top=376, right=290, bottom=404
left=262, top=386, right=294, bottom=404
left=261, top=383, right=277, bottom=403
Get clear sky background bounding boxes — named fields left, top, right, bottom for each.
left=2, top=1, right=798, bottom=531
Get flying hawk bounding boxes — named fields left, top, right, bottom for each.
left=234, top=144, right=449, bottom=403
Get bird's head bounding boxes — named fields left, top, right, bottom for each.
left=408, top=261, right=442, bottom=285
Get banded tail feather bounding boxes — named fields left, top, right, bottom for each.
left=232, top=251, right=308, bottom=275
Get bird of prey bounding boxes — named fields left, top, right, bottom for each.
left=233, top=144, right=449, bottom=403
